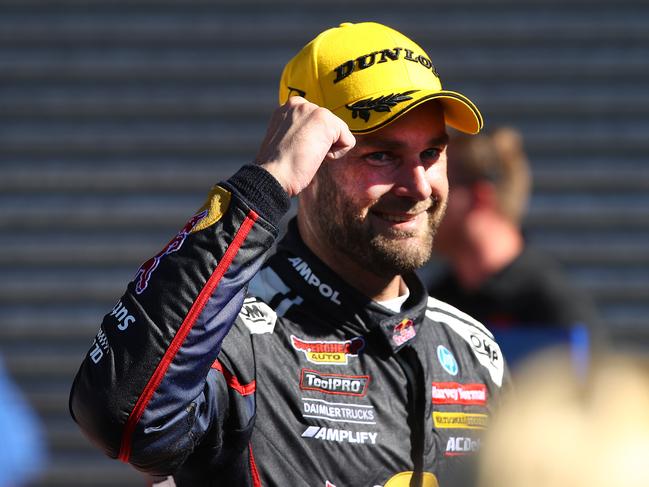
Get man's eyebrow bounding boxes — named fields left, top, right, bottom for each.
left=356, top=134, right=449, bottom=150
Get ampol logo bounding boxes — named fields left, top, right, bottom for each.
left=134, top=210, right=207, bottom=294
left=291, top=335, right=365, bottom=365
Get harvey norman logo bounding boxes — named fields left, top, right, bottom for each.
left=291, top=335, right=365, bottom=365
left=302, top=426, right=377, bottom=445
left=432, top=382, right=487, bottom=406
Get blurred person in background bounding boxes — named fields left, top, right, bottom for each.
left=428, top=127, right=601, bottom=365
left=478, top=348, right=649, bottom=487
left=0, top=355, right=45, bottom=486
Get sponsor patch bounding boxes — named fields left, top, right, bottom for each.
left=239, top=297, right=277, bottom=334
left=470, top=333, right=501, bottom=368
left=89, top=329, right=109, bottom=364
left=300, top=369, right=370, bottom=397
left=288, top=257, right=342, bottom=305
left=302, top=398, right=375, bottom=424
left=392, top=318, right=416, bottom=346
left=426, top=306, right=504, bottom=386
left=432, top=412, right=488, bottom=430
left=302, top=426, right=377, bottom=445
left=134, top=210, right=208, bottom=294
left=436, top=345, right=459, bottom=376
left=108, top=300, right=136, bottom=331
left=445, top=436, right=481, bottom=456
left=291, top=335, right=365, bottom=365
left=432, top=382, right=487, bottom=406
left=191, top=186, right=231, bottom=233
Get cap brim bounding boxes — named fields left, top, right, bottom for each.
left=334, top=89, right=483, bottom=135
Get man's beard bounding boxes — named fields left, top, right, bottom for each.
left=312, top=165, right=447, bottom=278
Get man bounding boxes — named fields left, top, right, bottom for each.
left=70, top=22, right=507, bottom=487
left=430, top=128, right=600, bottom=363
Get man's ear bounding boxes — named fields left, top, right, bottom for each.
left=469, top=180, right=498, bottom=211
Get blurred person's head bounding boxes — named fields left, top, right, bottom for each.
left=478, top=349, right=649, bottom=487
left=432, top=127, right=532, bottom=288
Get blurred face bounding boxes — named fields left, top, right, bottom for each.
left=301, top=102, right=449, bottom=277
left=433, top=183, right=473, bottom=255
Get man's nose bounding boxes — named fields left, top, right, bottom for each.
left=392, top=161, right=433, bottom=201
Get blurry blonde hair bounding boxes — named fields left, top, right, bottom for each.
left=478, top=349, right=649, bottom=487
left=447, top=127, right=531, bottom=224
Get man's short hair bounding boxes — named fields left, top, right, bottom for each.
left=447, top=127, right=531, bottom=224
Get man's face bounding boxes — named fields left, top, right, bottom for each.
left=301, top=102, right=449, bottom=277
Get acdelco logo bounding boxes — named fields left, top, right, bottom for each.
left=291, top=335, right=365, bottom=365
left=445, top=436, right=481, bottom=456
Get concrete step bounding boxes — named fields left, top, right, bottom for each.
left=3, top=91, right=649, bottom=121
left=0, top=160, right=240, bottom=193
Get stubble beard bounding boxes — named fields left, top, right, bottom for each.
left=312, top=167, right=447, bottom=278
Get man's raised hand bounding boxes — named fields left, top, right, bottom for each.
left=256, top=97, right=356, bottom=197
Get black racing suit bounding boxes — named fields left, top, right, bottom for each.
left=70, top=165, right=509, bottom=487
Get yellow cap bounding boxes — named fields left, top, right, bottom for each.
left=279, top=22, right=483, bottom=134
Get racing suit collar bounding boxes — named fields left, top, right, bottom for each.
left=272, top=218, right=429, bottom=353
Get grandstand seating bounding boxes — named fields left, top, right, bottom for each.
left=1, top=0, right=648, bottom=484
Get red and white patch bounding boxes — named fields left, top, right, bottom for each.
left=392, top=318, right=416, bottom=346
left=432, top=382, right=487, bottom=406
left=300, top=369, right=370, bottom=397
left=291, top=335, right=365, bottom=365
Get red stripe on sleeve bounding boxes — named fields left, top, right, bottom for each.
left=118, top=210, right=259, bottom=462
left=211, top=359, right=256, bottom=396
left=249, top=442, right=263, bottom=487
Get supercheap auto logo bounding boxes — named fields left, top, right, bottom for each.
left=291, top=335, right=365, bottom=365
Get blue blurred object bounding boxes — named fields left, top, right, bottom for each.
left=493, top=324, right=590, bottom=373
left=0, top=357, right=46, bottom=487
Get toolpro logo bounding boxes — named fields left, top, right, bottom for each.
left=291, top=335, right=365, bottom=365
left=300, top=369, right=370, bottom=397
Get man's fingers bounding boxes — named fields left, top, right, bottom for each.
left=327, top=125, right=356, bottom=160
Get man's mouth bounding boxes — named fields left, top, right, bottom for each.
left=375, top=212, right=419, bottom=223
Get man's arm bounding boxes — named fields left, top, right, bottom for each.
left=69, top=98, right=354, bottom=475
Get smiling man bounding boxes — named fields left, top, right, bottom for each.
left=70, top=22, right=508, bottom=487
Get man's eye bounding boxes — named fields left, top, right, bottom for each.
left=421, top=148, right=441, bottom=160
left=365, top=152, right=393, bottom=166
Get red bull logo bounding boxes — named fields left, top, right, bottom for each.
left=392, top=319, right=416, bottom=346
left=134, top=210, right=208, bottom=294
left=291, top=335, right=365, bottom=365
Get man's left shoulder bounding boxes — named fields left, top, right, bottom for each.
left=425, top=297, right=505, bottom=387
